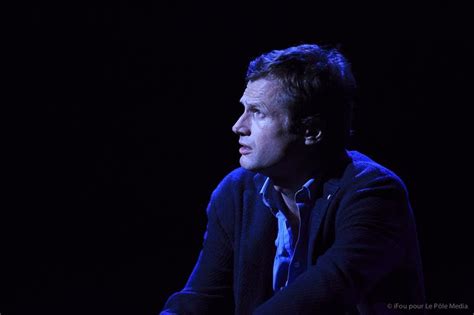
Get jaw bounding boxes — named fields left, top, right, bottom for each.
left=242, top=151, right=319, bottom=192
left=239, top=139, right=308, bottom=175
left=239, top=152, right=291, bottom=177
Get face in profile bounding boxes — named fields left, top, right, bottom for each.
left=232, top=78, right=303, bottom=176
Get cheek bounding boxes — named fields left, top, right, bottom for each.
left=257, top=133, right=293, bottom=157
left=252, top=119, right=294, bottom=152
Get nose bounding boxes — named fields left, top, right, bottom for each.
left=232, top=113, right=250, bottom=136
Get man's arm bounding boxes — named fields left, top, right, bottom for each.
left=254, top=174, right=417, bottom=314
left=161, top=191, right=234, bottom=314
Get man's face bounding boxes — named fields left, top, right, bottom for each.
left=232, top=78, right=302, bottom=175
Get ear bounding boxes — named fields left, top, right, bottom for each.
left=304, top=128, right=323, bottom=146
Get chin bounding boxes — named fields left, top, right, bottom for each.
left=240, top=156, right=270, bottom=174
left=239, top=156, right=258, bottom=171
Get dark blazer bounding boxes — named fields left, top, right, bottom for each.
left=162, top=151, right=425, bottom=314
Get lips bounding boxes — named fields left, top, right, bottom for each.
left=239, top=143, right=252, bottom=155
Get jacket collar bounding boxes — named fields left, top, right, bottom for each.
left=252, top=149, right=350, bottom=195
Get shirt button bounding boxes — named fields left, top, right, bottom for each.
left=293, top=261, right=301, bottom=268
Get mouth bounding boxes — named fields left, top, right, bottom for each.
left=239, top=143, right=252, bottom=155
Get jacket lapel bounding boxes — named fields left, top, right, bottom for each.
left=308, top=179, right=341, bottom=259
left=307, top=152, right=349, bottom=257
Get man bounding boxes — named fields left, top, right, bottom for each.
left=161, top=44, right=425, bottom=314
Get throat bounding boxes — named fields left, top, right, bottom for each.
left=278, top=189, right=300, bottom=219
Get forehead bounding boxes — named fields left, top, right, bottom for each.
left=240, top=78, right=282, bottom=105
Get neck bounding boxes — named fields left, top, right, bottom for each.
left=269, top=149, right=347, bottom=197
left=271, top=164, right=320, bottom=198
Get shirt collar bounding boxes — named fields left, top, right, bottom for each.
left=295, top=178, right=315, bottom=203
left=259, top=177, right=317, bottom=214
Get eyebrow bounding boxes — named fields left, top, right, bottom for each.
left=240, top=100, right=266, bottom=109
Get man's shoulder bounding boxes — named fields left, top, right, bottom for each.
left=213, top=167, right=261, bottom=195
left=224, top=167, right=256, bottom=182
left=344, top=150, right=407, bottom=190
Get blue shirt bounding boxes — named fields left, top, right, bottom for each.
left=260, top=177, right=316, bottom=291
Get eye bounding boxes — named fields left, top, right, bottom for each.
left=250, top=107, right=265, bottom=118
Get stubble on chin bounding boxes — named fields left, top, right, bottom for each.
left=239, top=155, right=257, bottom=171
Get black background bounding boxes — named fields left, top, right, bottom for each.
left=3, top=1, right=473, bottom=314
